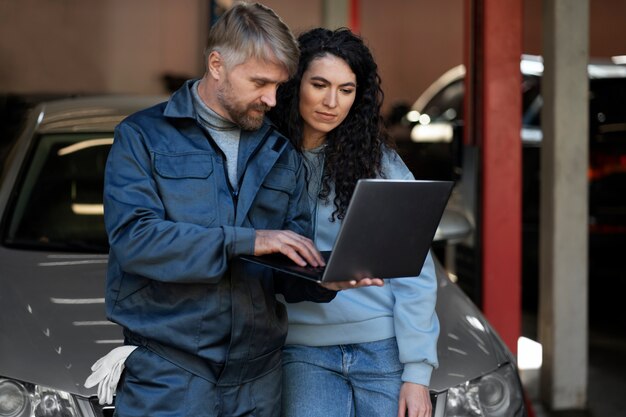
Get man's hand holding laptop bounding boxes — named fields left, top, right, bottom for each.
left=254, top=229, right=385, bottom=290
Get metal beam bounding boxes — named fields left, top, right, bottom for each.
left=539, top=0, right=589, bottom=410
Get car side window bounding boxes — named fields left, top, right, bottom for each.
left=4, top=133, right=112, bottom=252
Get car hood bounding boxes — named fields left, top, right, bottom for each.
left=429, top=258, right=515, bottom=392
left=0, top=246, right=514, bottom=396
left=0, top=246, right=121, bottom=397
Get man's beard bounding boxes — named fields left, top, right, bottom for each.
left=217, top=80, right=270, bottom=131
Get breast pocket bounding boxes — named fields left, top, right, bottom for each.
left=153, top=152, right=217, bottom=226
left=250, top=165, right=297, bottom=229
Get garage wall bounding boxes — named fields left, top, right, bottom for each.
left=1, top=0, right=625, bottom=113
left=523, top=0, right=626, bottom=58
left=0, top=0, right=206, bottom=95
left=360, top=0, right=463, bottom=112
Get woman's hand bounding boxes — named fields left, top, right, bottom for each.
left=321, top=277, right=385, bottom=291
left=398, top=382, right=431, bottom=417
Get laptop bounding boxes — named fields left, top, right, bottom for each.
left=239, top=179, right=453, bottom=283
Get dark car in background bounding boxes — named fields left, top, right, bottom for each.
left=394, top=55, right=626, bottom=312
left=0, top=96, right=529, bottom=416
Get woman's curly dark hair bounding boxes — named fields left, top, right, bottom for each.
left=269, top=27, right=394, bottom=221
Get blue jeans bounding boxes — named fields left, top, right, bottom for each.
left=281, top=338, right=403, bottom=417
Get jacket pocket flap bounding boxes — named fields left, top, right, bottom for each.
left=154, top=153, right=213, bottom=179
left=262, top=166, right=296, bottom=193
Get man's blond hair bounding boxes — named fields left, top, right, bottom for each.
left=204, top=2, right=299, bottom=76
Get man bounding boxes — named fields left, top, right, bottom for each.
left=97, top=3, right=382, bottom=417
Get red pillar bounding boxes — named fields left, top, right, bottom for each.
left=464, top=0, right=522, bottom=353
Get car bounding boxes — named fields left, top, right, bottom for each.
left=0, top=96, right=530, bottom=417
left=393, top=55, right=626, bottom=310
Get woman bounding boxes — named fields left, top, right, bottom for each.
left=269, top=28, right=439, bottom=417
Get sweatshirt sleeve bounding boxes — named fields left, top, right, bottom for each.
left=389, top=251, right=440, bottom=386
left=383, top=146, right=440, bottom=386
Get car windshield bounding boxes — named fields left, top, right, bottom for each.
left=3, top=133, right=112, bottom=253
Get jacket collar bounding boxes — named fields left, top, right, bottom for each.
left=163, top=79, right=278, bottom=138
left=163, top=79, right=198, bottom=119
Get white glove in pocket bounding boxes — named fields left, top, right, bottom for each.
left=84, top=345, right=138, bottom=405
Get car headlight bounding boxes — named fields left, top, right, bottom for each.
left=0, top=377, right=85, bottom=417
left=443, top=363, right=526, bottom=417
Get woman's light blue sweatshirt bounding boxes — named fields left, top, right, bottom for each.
left=284, top=147, right=440, bottom=387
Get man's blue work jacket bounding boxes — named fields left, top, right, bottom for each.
left=103, top=81, right=335, bottom=387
